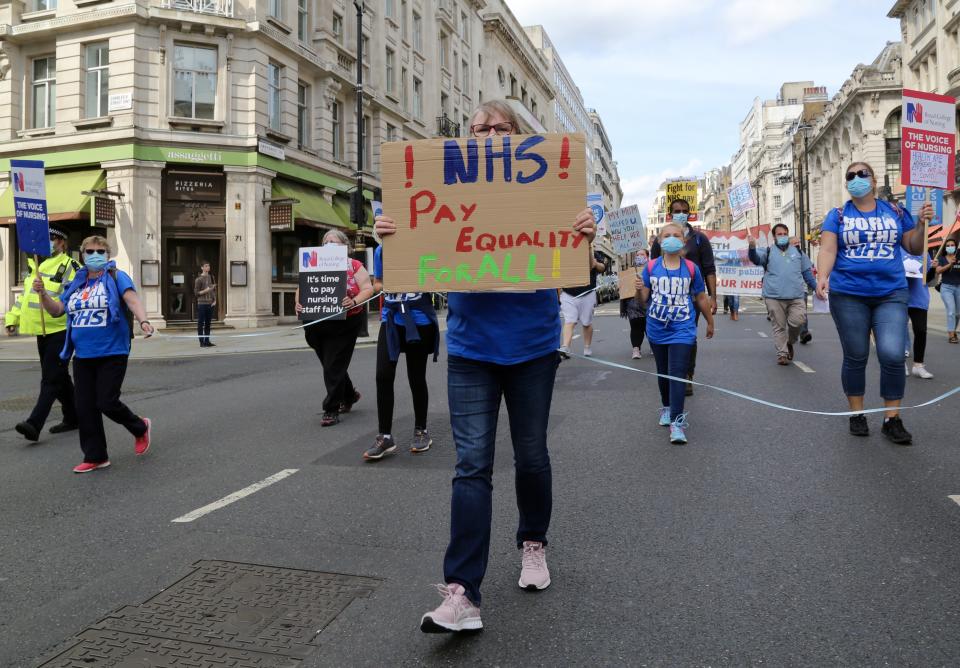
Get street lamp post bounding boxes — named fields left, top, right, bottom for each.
left=351, top=0, right=365, bottom=249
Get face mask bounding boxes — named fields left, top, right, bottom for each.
left=671, top=213, right=688, bottom=225
left=661, top=237, right=684, bottom=254
left=776, top=235, right=790, bottom=248
left=636, top=255, right=648, bottom=265
left=84, top=253, right=109, bottom=270
left=847, top=176, right=872, bottom=198
left=49, top=241, right=57, bottom=255
left=947, top=246, right=957, bottom=254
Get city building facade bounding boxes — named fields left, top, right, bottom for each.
left=701, top=165, right=732, bottom=232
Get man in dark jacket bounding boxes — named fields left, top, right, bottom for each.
left=651, top=198, right=717, bottom=395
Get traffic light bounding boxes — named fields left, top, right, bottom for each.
left=350, top=190, right=365, bottom=226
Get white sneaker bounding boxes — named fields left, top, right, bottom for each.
left=583, top=347, right=592, bottom=357
left=905, top=362, right=910, bottom=377
left=912, top=364, right=934, bottom=379
left=558, top=345, right=570, bottom=359
left=632, top=347, right=641, bottom=359
left=518, top=541, right=551, bottom=590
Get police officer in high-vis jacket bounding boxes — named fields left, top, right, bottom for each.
left=4, top=224, right=80, bottom=441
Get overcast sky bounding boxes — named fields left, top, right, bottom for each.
left=506, top=0, right=903, bottom=216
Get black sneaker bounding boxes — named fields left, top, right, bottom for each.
left=881, top=416, right=913, bottom=445
left=410, top=428, right=433, bottom=453
left=363, top=435, right=396, bottom=461
left=849, top=414, right=869, bottom=437
left=15, top=421, right=39, bottom=442
left=800, top=332, right=812, bottom=344
left=48, top=422, right=78, bottom=434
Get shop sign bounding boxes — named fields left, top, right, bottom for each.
left=160, top=148, right=225, bottom=165
left=258, top=139, right=286, bottom=161
left=269, top=202, right=294, bottom=232
left=91, top=196, right=115, bottom=227
left=166, top=172, right=225, bottom=202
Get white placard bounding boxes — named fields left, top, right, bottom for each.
left=107, top=92, right=133, bottom=112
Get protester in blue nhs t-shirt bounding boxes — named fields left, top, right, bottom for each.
left=816, top=161, right=931, bottom=446
left=638, top=222, right=714, bottom=446
left=373, top=100, right=598, bottom=633
left=33, top=235, right=154, bottom=474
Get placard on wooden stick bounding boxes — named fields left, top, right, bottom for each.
left=380, top=133, right=589, bottom=292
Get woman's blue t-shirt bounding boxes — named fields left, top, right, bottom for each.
left=446, top=291, right=560, bottom=365
left=821, top=200, right=916, bottom=297
left=372, top=245, right=432, bottom=326
left=641, top=259, right=705, bottom=345
left=63, top=270, right=135, bottom=358
left=903, top=252, right=931, bottom=310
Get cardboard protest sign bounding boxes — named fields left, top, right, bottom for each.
left=703, top=227, right=772, bottom=297
left=618, top=268, right=638, bottom=300
left=380, top=133, right=588, bottom=292
left=901, top=89, right=956, bottom=189
left=727, top=182, right=756, bottom=219
left=664, top=180, right=698, bottom=222
left=11, top=160, right=50, bottom=257
left=607, top=205, right=646, bottom=254
left=298, top=245, right=348, bottom=321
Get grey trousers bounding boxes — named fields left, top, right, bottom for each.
left=765, top=298, right=806, bottom=356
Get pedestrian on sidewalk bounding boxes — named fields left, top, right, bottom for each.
left=935, top=238, right=960, bottom=343
left=816, top=161, right=932, bottom=445
left=296, top=230, right=374, bottom=427
left=558, top=250, right=607, bottom=358
left=4, top=224, right=81, bottom=442
left=902, top=252, right=935, bottom=379
left=637, top=222, right=715, bottom=445
left=791, top=237, right=813, bottom=345
left=375, top=100, right=597, bottom=634
left=363, top=244, right=440, bottom=461
left=33, top=235, right=155, bottom=473
left=748, top=223, right=817, bottom=366
left=194, top=261, right=216, bottom=348
left=622, top=249, right=648, bottom=359
left=651, top=198, right=717, bottom=396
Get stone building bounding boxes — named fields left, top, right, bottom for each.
left=701, top=164, right=732, bottom=232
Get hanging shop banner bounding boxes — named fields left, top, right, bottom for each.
left=727, top=181, right=757, bottom=220
left=664, top=180, right=699, bottom=222
left=298, top=244, right=347, bottom=321
left=380, top=133, right=588, bottom=292
left=901, top=89, right=956, bottom=189
left=11, top=159, right=50, bottom=257
left=92, top=196, right=116, bottom=227
left=703, top=227, right=772, bottom=297
left=606, top=205, right=647, bottom=254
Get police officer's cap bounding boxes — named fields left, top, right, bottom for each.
left=48, top=224, right=69, bottom=240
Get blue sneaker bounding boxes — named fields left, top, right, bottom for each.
left=669, top=414, right=689, bottom=444
left=658, top=407, right=671, bottom=427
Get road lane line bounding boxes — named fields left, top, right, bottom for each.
left=757, top=332, right=768, bottom=338
left=171, top=469, right=299, bottom=523
left=793, top=360, right=815, bottom=373
left=949, top=495, right=960, bottom=507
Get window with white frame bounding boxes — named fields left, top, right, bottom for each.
left=267, top=62, right=282, bottom=130
left=385, top=0, right=395, bottom=20
left=362, top=35, right=370, bottom=63
left=412, top=11, right=422, bottom=51
left=401, top=67, right=408, bottom=110
left=401, top=0, right=408, bottom=39
left=31, top=56, right=56, bottom=129
left=269, top=0, right=282, bottom=20
left=297, top=82, right=309, bottom=148
left=173, top=44, right=217, bottom=119
left=461, top=10, right=468, bottom=39
left=298, top=0, right=309, bottom=41
left=332, top=100, right=344, bottom=159
left=413, top=77, right=422, bottom=119
left=773, top=194, right=782, bottom=208
left=84, top=42, right=109, bottom=119
left=333, top=13, right=344, bottom=44
left=32, top=0, right=56, bottom=10
left=440, top=32, right=449, bottom=69
left=386, top=123, right=398, bottom=142
left=385, top=48, right=395, bottom=94
left=462, top=59, right=469, bottom=91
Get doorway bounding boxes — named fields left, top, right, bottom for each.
left=164, top=238, right=221, bottom=322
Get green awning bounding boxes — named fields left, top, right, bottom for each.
left=332, top=195, right=373, bottom=229
left=0, top=169, right=106, bottom=223
left=272, top=179, right=355, bottom=230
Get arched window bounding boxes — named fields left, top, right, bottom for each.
left=884, top=109, right=901, bottom=185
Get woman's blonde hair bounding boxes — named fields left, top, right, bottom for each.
left=80, top=235, right=112, bottom=256
left=659, top=222, right=684, bottom=239
left=845, top=161, right=877, bottom=197
left=470, top=100, right=521, bottom=134
left=322, top=229, right=350, bottom=245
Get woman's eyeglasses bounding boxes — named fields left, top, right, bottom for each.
left=471, top=122, right=514, bottom=138
left=84, top=249, right=107, bottom=256
left=845, top=169, right=872, bottom=181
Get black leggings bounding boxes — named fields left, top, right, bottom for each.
left=376, top=322, right=438, bottom=434
left=908, top=307, right=927, bottom=364
left=629, top=317, right=646, bottom=348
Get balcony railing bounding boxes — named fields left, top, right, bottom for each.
left=436, top=115, right=461, bottom=138
left=161, top=0, right=234, bottom=18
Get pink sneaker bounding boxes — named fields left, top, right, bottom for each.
left=518, top=541, right=551, bottom=590
left=73, top=461, right=110, bottom=474
left=135, top=418, right=151, bottom=455
left=420, top=583, right=483, bottom=633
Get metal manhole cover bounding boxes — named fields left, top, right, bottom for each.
left=36, top=561, right=382, bottom=666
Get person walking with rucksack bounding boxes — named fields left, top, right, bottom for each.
left=748, top=223, right=817, bottom=365
left=637, top=223, right=715, bottom=444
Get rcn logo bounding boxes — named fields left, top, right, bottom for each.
left=13, top=172, right=25, bottom=192
left=301, top=250, right=319, bottom=269
left=907, top=102, right=923, bottom=123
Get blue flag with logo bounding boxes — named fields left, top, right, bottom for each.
left=11, top=159, right=50, bottom=257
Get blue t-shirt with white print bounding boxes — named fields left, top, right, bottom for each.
left=821, top=200, right=916, bottom=297
left=641, top=258, right=705, bottom=345
left=63, top=270, right=136, bottom=359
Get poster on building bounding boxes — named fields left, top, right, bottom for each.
left=298, top=245, right=348, bottom=321
left=606, top=205, right=646, bottom=254
left=380, top=133, right=588, bottom=292
left=901, top=89, right=956, bottom=189
left=618, top=267, right=638, bottom=300
left=703, top=227, right=772, bottom=297
left=727, top=181, right=757, bottom=219
left=587, top=192, right=606, bottom=235
left=664, top=180, right=699, bottom=222
left=10, top=159, right=50, bottom=257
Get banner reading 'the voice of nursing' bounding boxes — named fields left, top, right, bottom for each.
left=380, top=133, right=588, bottom=292
left=703, top=227, right=772, bottom=297
left=11, top=159, right=51, bottom=257
left=901, top=89, right=956, bottom=189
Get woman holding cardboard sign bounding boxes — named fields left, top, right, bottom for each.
left=375, top=100, right=596, bottom=634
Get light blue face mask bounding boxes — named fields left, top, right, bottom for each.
left=671, top=213, right=689, bottom=225
left=847, top=176, right=872, bottom=198
left=661, top=236, right=684, bottom=254
left=947, top=245, right=958, bottom=254
left=49, top=241, right=57, bottom=255
left=776, top=235, right=790, bottom=248
left=84, top=253, right=109, bottom=271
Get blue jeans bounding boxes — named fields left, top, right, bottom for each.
left=443, top=352, right=559, bottom=605
left=723, top=295, right=740, bottom=313
left=941, top=283, right=960, bottom=331
left=649, top=342, right=693, bottom=420
left=829, top=290, right=908, bottom=401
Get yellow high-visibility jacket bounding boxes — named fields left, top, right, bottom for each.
left=4, top=253, right=80, bottom=336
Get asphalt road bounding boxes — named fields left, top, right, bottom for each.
left=2, top=307, right=960, bottom=666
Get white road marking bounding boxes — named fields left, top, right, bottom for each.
left=171, top=469, right=299, bottom=523
left=573, top=334, right=581, bottom=340
left=949, top=495, right=960, bottom=507
left=793, top=360, right=815, bottom=373
left=757, top=332, right=768, bottom=338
